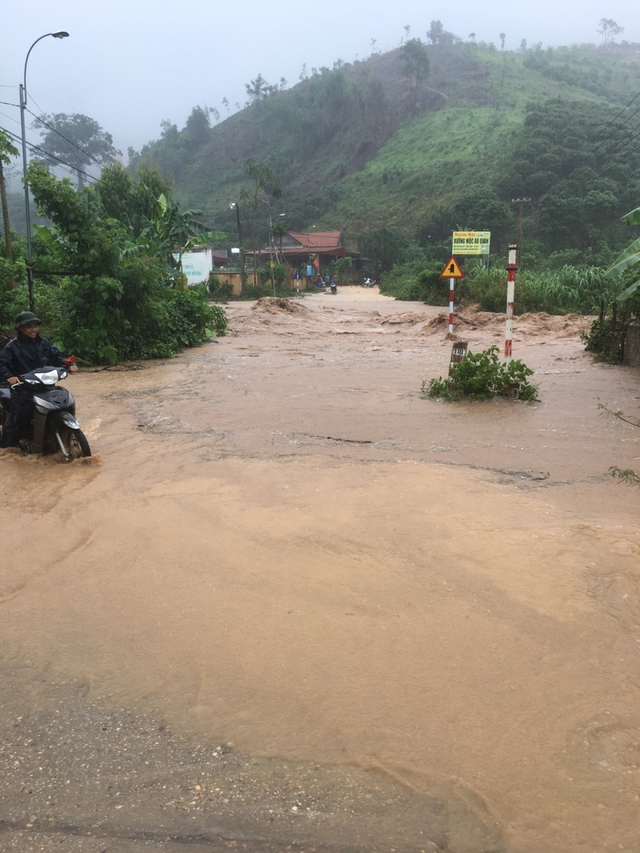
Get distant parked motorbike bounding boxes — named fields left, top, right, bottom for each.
left=330, top=280, right=338, bottom=294
left=0, top=361, right=91, bottom=461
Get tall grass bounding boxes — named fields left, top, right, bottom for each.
left=460, top=265, right=621, bottom=315
left=381, top=262, right=623, bottom=315
left=419, top=265, right=623, bottom=315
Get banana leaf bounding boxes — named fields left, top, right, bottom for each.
left=621, top=206, right=640, bottom=227
left=605, top=235, right=640, bottom=279
left=616, top=277, right=640, bottom=302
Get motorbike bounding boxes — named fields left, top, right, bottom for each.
left=330, top=281, right=338, bottom=294
left=0, top=360, right=91, bottom=462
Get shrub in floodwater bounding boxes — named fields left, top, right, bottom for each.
left=424, top=346, right=539, bottom=402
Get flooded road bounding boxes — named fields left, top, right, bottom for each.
left=1, top=290, right=640, bottom=852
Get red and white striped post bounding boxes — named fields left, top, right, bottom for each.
left=448, top=276, right=455, bottom=335
left=504, top=243, right=517, bottom=361
left=440, top=256, right=464, bottom=335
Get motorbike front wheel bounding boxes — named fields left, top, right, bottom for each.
left=59, top=428, right=91, bottom=462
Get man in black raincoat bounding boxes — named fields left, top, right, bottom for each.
left=0, top=311, right=77, bottom=448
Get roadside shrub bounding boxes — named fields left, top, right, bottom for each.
left=165, top=286, right=226, bottom=348
left=207, top=275, right=233, bottom=302
left=55, top=274, right=225, bottom=364
left=424, top=346, right=539, bottom=402
left=380, top=261, right=449, bottom=303
left=0, top=279, right=64, bottom=337
left=581, top=315, right=629, bottom=363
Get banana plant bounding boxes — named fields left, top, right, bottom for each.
left=141, top=192, right=224, bottom=271
left=606, top=206, right=640, bottom=302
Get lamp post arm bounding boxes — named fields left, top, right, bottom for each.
left=20, top=30, right=69, bottom=311
left=23, top=31, right=69, bottom=102
left=23, top=34, right=52, bottom=102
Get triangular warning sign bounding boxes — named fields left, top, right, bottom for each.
left=440, top=256, right=465, bottom=279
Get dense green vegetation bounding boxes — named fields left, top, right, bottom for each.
left=0, top=163, right=226, bottom=363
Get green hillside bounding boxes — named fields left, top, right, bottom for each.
left=132, top=40, right=640, bottom=268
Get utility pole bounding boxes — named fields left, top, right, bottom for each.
left=511, top=197, right=531, bottom=269
left=229, top=202, right=246, bottom=292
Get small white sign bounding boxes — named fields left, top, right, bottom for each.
left=174, top=250, right=213, bottom=286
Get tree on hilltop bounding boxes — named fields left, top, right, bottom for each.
left=245, top=74, right=276, bottom=106
left=427, top=20, right=455, bottom=45
left=597, top=18, right=624, bottom=46
left=427, top=20, right=442, bottom=44
left=400, top=38, right=430, bottom=110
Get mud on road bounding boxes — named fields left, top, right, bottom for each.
left=1, top=290, right=640, bottom=853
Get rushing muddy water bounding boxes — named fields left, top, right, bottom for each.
left=1, top=290, right=640, bottom=852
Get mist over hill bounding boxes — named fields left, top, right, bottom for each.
left=131, top=39, right=640, bottom=268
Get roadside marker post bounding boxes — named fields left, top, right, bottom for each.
left=448, top=341, right=468, bottom=376
left=440, top=256, right=465, bottom=335
left=505, top=243, right=517, bottom=361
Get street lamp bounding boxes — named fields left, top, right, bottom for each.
left=20, top=31, right=69, bottom=311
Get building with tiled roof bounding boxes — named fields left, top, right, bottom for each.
left=283, top=231, right=346, bottom=258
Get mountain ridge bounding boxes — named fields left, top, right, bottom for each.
left=133, top=40, right=640, bottom=265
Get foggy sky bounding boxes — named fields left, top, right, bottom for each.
left=2, top=0, right=638, bottom=170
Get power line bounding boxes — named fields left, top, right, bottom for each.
left=598, top=127, right=640, bottom=168
left=591, top=105, right=640, bottom=157
left=592, top=115, right=640, bottom=168
left=0, top=110, right=21, bottom=127
left=573, top=91, right=640, bottom=162
left=589, top=92, right=640, bottom=145
left=0, top=124, right=99, bottom=186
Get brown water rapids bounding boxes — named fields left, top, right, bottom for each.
left=1, top=291, right=639, bottom=853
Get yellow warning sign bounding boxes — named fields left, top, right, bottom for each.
left=440, top=256, right=465, bottom=279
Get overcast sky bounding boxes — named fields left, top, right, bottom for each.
left=2, top=0, right=638, bottom=165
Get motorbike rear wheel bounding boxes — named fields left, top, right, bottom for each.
left=59, top=427, right=91, bottom=462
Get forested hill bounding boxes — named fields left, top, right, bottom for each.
left=131, top=39, right=640, bottom=268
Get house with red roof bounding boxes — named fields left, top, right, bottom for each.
left=258, top=230, right=362, bottom=281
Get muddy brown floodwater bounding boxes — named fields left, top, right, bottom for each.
left=1, top=289, right=640, bottom=853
